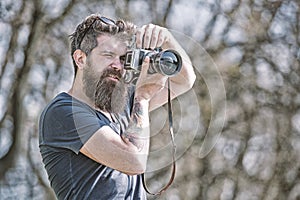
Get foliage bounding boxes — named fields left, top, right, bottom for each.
left=0, top=0, right=299, bottom=199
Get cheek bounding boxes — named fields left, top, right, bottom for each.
left=87, top=58, right=107, bottom=74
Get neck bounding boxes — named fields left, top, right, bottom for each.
left=68, top=86, right=94, bottom=108
left=68, top=73, right=93, bottom=106
left=68, top=72, right=89, bottom=103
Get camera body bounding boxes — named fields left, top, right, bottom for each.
left=123, top=47, right=182, bottom=84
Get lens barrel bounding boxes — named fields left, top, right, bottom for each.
left=149, top=49, right=182, bottom=76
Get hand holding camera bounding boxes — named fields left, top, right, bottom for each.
left=133, top=56, right=168, bottom=101
left=123, top=47, right=182, bottom=84
left=123, top=24, right=182, bottom=84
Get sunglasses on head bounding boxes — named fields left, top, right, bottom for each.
left=77, top=16, right=117, bottom=49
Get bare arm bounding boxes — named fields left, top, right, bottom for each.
left=135, top=24, right=196, bottom=111
left=80, top=97, right=150, bottom=175
left=80, top=57, right=164, bottom=175
left=122, top=98, right=150, bottom=153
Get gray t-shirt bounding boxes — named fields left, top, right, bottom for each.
left=39, top=92, right=146, bottom=200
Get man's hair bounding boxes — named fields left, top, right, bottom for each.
left=69, top=14, right=136, bottom=77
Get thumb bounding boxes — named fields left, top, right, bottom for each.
left=139, top=56, right=150, bottom=78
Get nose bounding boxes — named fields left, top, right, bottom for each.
left=110, top=57, right=123, bottom=71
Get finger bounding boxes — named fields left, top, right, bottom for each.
left=149, top=26, right=160, bottom=49
left=142, top=24, right=154, bottom=49
left=156, top=28, right=167, bottom=48
left=136, top=26, right=145, bottom=49
left=139, top=56, right=150, bottom=78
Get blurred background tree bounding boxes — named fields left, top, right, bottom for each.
left=0, top=0, right=299, bottom=199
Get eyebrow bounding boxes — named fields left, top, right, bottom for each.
left=98, top=50, right=117, bottom=56
left=100, top=50, right=126, bottom=57
left=100, top=50, right=115, bottom=54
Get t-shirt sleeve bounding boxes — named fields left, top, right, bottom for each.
left=39, top=98, right=107, bottom=154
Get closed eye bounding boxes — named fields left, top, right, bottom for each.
left=102, top=53, right=114, bottom=58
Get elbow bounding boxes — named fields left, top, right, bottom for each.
left=122, top=134, right=149, bottom=175
left=186, top=71, right=196, bottom=90
left=132, top=157, right=148, bottom=175
left=181, top=70, right=196, bottom=93
left=181, top=58, right=196, bottom=90
left=125, top=166, right=146, bottom=176
left=179, top=62, right=196, bottom=92
left=137, top=160, right=147, bottom=174
left=123, top=154, right=148, bottom=175
left=134, top=161, right=147, bottom=174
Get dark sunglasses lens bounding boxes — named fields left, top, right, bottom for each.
left=100, top=17, right=116, bottom=26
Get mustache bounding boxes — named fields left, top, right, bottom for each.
left=94, top=68, right=128, bottom=113
left=101, top=68, right=123, bottom=81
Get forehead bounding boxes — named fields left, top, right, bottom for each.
left=95, top=34, right=128, bottom=53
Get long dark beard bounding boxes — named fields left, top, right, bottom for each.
left=83, top=67, right=128, bottom=113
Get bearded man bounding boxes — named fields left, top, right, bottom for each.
left=39, top=14, right=195, bottom=200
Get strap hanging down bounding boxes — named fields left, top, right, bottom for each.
left=142, top=78, right=177, bottom=195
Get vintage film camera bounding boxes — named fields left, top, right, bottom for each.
left=123, top=47, right=182, bottom=84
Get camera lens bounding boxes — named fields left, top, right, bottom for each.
left=159, top=50, right=182, bottom=76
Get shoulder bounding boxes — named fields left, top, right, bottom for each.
left=41, top=92, right=93, bottom=118
left=39, top=92, right=100, bottom=133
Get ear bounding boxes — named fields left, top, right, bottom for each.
left=73, top=49, right=87, bottom=70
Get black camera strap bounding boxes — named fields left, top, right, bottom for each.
left=142, top=78, right=177, bottom=195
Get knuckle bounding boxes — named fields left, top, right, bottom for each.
left=147, top=23, right=155, bottom=28
left=136, top=29, right=142, bottom=35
